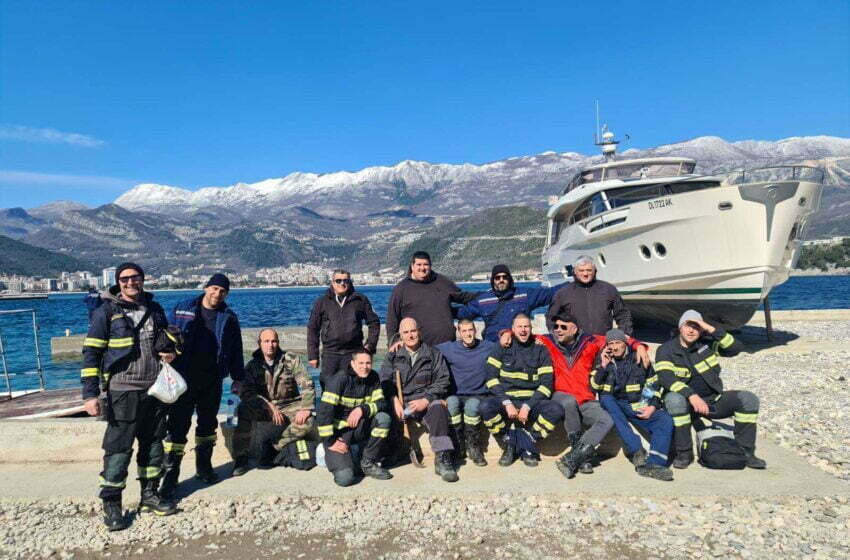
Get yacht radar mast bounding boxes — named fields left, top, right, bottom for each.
left=594, top=100, right=620, bottom=160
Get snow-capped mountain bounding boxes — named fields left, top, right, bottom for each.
left=114, top=135, right=850, bottom=220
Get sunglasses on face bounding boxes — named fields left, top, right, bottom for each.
left=553, top=323, right=573, bottom=331
left=118, top=274, right=142, bottom=284
left=494, top=274, right=510, bottom=280
left=333, top=278, right=351, bottom=285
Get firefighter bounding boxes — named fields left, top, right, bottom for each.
left=318, top=349, right=393, bottom=486
left=479, top=313, right=564, bottom=467
left=81, top=262, right=178, bottom=531
left=656, top=310, right=766, bottom=470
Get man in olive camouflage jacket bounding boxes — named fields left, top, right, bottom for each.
left=231, top=328, right=315, bottom=475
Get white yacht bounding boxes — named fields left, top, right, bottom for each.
left=541, top=130, right=825, bottom=329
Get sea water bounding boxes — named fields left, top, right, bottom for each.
left=1, top=277, right=848, bottom=405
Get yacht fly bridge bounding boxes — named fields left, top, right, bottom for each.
left=542, top=135, right=825, bottom=330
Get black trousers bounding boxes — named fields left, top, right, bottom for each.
left=165, top=375, right=223, bottom=453
left=324, top=412, right=392, bottom=474
left=100, top=390, right=166, bottom=499
left=319, top=351, right=351, bottom=389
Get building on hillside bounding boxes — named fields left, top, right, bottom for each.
left=102, top=267, right=116, bottom=288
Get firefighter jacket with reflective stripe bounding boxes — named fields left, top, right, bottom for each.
left=80, top=288, right=168, bottom=400
left=654, top=328, right=743, bottom=400
left=317, top=367, right=386, bottom=445
left=591, top=349, right=662, bottom=409
left=483, top=338, right=554, bottom=408
left=169, top=295, right=245, bottom=382
left=379, top=342, right=451, bottom=403
left=241, top=348, right=315, bottom=411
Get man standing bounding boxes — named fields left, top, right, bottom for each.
left=307, top=269, right=380, bottom=388
left=318, top=350, right=393, bottom=486
left=437, top=319, right=496, bottom=466
left=380, top=317, right=458, bottom=482
left=457, top=264, right=566, bottom=342
left=161, top=273, right=245, bottom=499
left=231, top=328, right=315, bottom=476
left=479, top=313, right=565, bottom=468
left=546, top=255, right=633, bottom=336
left=536, top=313, right=649, bottom=479
left=81, top=262, right=177, bottom=531
left=656, top=310, right=765, bottom=470
left=386, top=251, right=477, bottom=346
left=593, top=329, right=674, bottom=481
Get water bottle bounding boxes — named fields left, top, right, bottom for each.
left=637, top=386, right=655, bottom=409
left=225, top=395, right=240, bottom=428
left=403, top=405, right=414, bottom=419
left=316, top=443, right=326, bottom=468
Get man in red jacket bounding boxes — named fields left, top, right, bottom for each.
left=538, top=313, right=649, bottom=479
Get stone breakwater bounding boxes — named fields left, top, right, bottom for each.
left=2, top=316, right=849, bottom=559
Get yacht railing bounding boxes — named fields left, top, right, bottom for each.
left=724, top=165, right=825, bottom=186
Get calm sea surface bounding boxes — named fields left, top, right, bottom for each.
left=1, top=276, right=848, bottom=402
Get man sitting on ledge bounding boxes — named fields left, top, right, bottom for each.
left=380, top=317, right=458, bottom=483
left=231, top=328, right=315, bottom=476
left=318, top=349, right=392, bottom=486
left=656, top=310, right=766, bottom=470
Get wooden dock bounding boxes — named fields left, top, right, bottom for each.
left=0, top=388, right=85, bottom=420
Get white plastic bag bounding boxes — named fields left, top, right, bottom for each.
left=147, top=360, right=188, bottom=404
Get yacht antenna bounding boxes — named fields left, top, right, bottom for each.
left=593, top=103, right=620, bottom=160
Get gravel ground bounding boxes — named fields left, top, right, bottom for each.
left=2, top=319, right=849, bottom=559
left=1, top=494, right=848, bottom=560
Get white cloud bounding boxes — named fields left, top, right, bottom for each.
left=0, top=125, right=105, bottom=148
left=0, top=169, right=135, bottom=190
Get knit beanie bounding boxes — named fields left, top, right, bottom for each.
left=490, top=264, right=514, bottom=292
left=205, top=273, right=231, bottom=291
left=605, top=328, right=627, bottom=343
left=115, top=262, right=144, bottom=283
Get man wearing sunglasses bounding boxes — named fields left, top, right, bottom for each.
left=81, top=262, right=178, bottom=530
left=307, top=269, right=380, bottom=388
left=457, top=264, right=567, bottom=343
left=536, top=314, right=649, bottom=479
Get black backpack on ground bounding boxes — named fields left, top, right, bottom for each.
left=274, top=439, right=318, bottom=470
left=697, top=424, right=747, bottom=470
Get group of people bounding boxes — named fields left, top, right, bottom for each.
left=82, top=252, right=765, bottom=532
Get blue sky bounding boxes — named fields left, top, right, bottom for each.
left=1, top=1, right=848, bottom=208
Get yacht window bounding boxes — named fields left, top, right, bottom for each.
left=606, top=184, right=669, bottom=208
left=569, top=193, right=608, bottom=225
left=665, top=180, right=721, bottom=194
left=551, top=217, right=565, bottom=244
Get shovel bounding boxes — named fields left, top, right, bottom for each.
left=395, top=370, right=425, bottom=468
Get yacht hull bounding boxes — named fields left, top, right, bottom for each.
left=542, top=178, right=823, bottom=330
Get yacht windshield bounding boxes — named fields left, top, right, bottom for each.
left=564, top=160, right=696, bottom=193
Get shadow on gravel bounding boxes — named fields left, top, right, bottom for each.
left=172, top=461, right=234, bottom=501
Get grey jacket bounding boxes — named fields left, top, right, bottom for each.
left=546, top=278, right=633, bottom=336
left=379, top=342, right=451, bottom=403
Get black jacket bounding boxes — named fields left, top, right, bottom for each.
left=307, top=287, right=380, bottom=361
left=591, top=349, right=661, bottom=409
left=81, top=288, right=168, bottom=400
left=483, top=337, right=554, bottom=409
left=546, top=278, right=633, bottom=336
left=317, top=366, right=386, bottom=446
left=655, top=328, right=743, bottom=400
left=386, top=272, right=477, bottom=346
left=379, top=342, right=451, bottom=403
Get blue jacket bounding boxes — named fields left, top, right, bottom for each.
left=456, top=283, right=565, bottom=342
left=169, top=296, right=245, bottom=382
left=436, top=339, right=496, bottom=396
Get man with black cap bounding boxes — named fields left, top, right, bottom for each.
left=457, top=264, right=566, bottom=342
left=386, top=251, right=478, bottom=347
left=81, top=262, right=178, bottom=530
left=161, top=273, right=245, bottom=499
left=656, top=310, right=765, bottom=470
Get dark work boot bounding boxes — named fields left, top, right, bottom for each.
left=636, top=463, right=674, bottom=481
left=627, top=448, right=648, bottom=468
left=138, top=479, right=177, bottom=516
left=452, top=426, right=467, bottom=464
left=521, top=450, right=539, bottom=467
left=102, top=498, right=129, bottom=531
left=195, top=443, right=219, bottom=484
left=745, top=450, right=767, bottom=470
left=556, top=442, right=595, bottom=479
left=257, top=441, right=277, bottom=470
left=465, top=425, right=487, bottom=467
left=435, top=451, right=459, bottom=482
left=361, top=456, right=393, bottom=480
left=231, top=456, right=251, bottom=477
left=158, top=452, right=182, bottom=501
left=672, top=449, right=694, bottom=470
left=498, top=438, right=516, bottom=467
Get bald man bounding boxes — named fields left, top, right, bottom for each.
left=229, top=328, right=315, bottom=477
left=380, top=318, right=458, bottom=482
